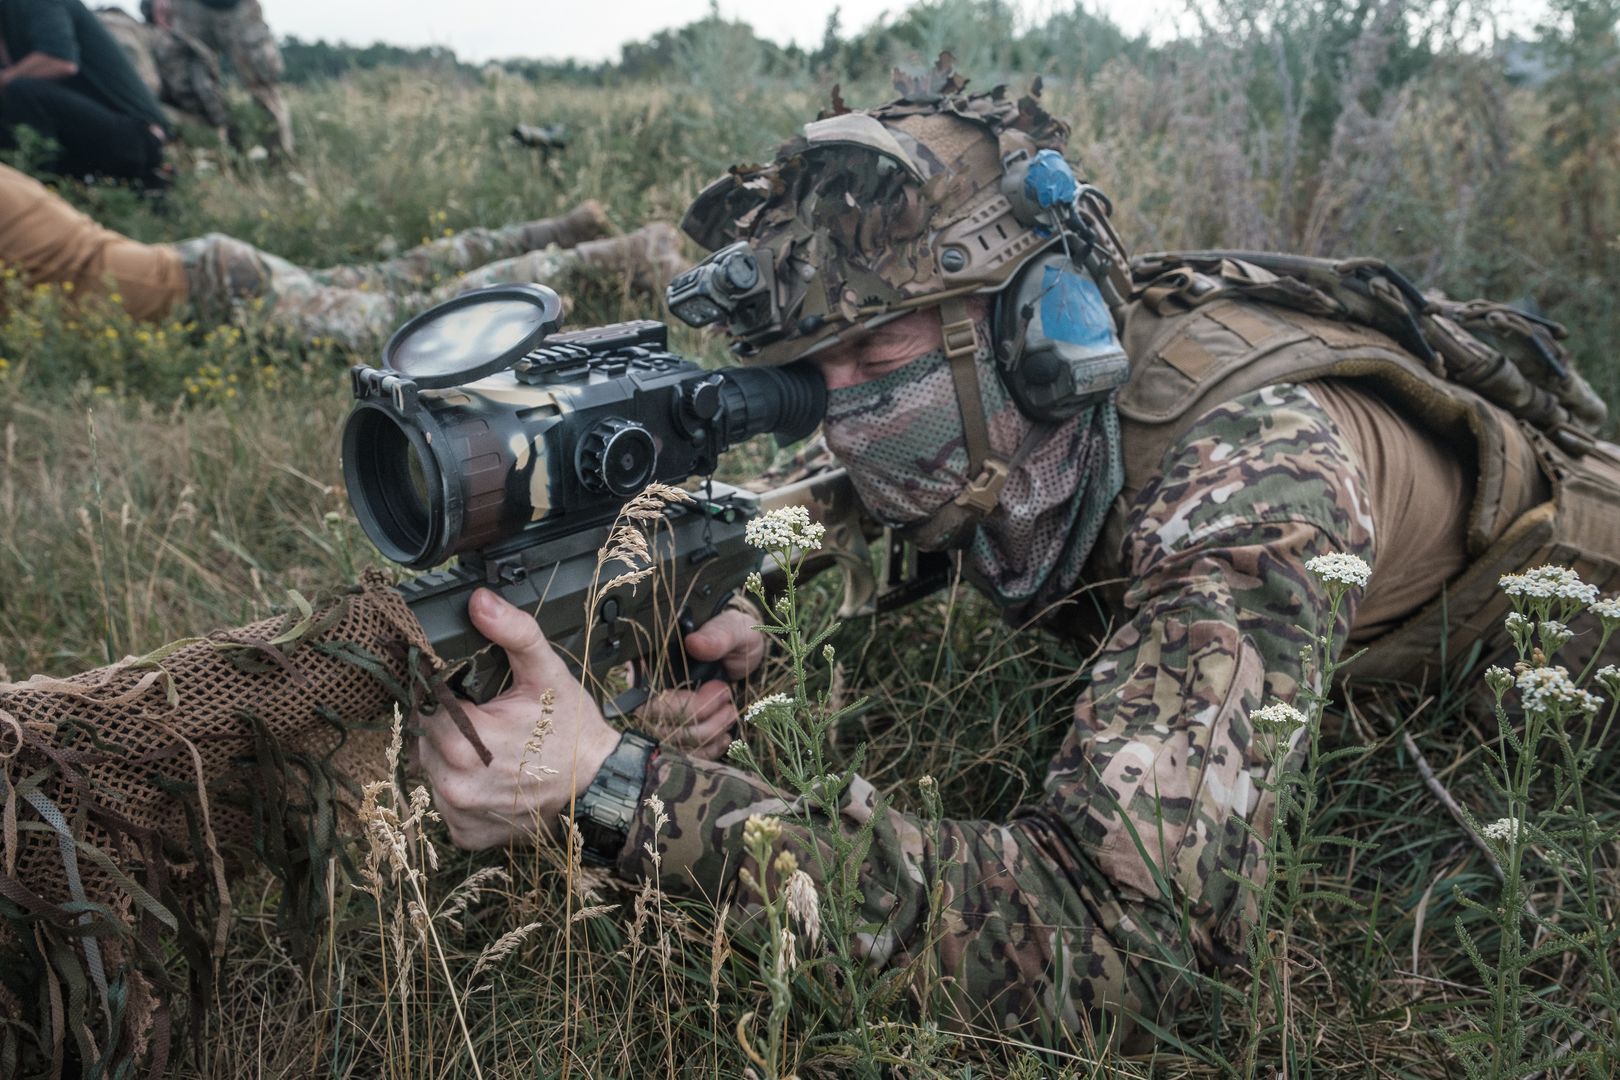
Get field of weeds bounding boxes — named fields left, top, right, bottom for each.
left=3, top=3, right=1620, bottom=1076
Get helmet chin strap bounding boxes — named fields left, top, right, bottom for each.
left=902, top=297, right=1048, bottom=552
left=939, top=296, right=1010, bottom=519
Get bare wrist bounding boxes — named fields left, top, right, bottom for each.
left=571, top=726, right=622, bottom=797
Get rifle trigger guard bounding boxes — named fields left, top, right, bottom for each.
left=605, top=684, right=652, bottom=720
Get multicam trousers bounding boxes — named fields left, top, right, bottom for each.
left=174, top=205, right=686, bottom=347
left=617, top=382, right=1379, bottom=1046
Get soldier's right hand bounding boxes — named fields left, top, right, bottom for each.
left=641, top=607, right=766, bottom=762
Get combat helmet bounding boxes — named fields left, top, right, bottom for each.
left=671, top=58, right=1132, bottom=358
left=668, top=58, right=1135, bottom=536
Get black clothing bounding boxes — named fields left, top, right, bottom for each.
left=0, top=0, right=168, bottom=130
left=0, top=77, right=165, bottom=187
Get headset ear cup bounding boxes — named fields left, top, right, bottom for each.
left=993, top=252, right=1131, bottom=423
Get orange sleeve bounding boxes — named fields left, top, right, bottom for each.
left=0, top=164, right=187, bottom=321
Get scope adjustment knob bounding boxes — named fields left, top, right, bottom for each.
left=578, top=418, right=657, bottom=497
left=685, top=375, right=725, bottom=423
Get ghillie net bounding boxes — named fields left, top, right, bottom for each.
left=0, top=572, right=459, bottom=1078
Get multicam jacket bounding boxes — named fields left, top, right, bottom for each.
left=616, top=379, right=1378, bottom=1042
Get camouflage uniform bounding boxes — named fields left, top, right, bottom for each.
left=169, top=0, right=293, bottom=156
left=621, top=69, right=1620, bottom=1046
left=98, top=8, right=230, bottom=134
left=618, top=381, right=1375, bottom=1042
left=176, top=212, right=685, bottom=347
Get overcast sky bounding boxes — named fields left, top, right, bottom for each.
left=102, top=0, right=1553, bottom=65
left=92, top=1, right=1180, bottom=63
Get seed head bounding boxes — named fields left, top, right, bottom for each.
left=784, top=869, right=821, bottom=952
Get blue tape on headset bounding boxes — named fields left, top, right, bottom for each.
left=1039, top=266, right=1116, bottom=347
left=1023, top=149, right=1078, bottom=209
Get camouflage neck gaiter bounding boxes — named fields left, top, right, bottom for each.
left=822, top=336, right=1123, bottom=617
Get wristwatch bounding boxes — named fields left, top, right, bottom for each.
left=568, top=730, right=658, bottom=866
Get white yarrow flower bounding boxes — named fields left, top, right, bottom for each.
left=1483, top=817, right=1524, bottom=844
left=1515, top=665, right=1603, bottom=715
left=1590, top=596, right=1620, bottom=622
left=777, top=926, right=798, bottom=972
left=745, top=505, right=826, bottom=551
left=743, top=692, right=792, bottom=724
left=1305, top=552, right=1371, bottom=589
left=1500, top=565, right=1598, bottom=605
left=1538, top=620, right=1574, bottom=651
left=1249, top=702, right=1310, bottom=732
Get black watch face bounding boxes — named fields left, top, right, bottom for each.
left=571, top=732, right=657, bottom=865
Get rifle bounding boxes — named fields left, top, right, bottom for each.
left=341, top=282, right=952, bottom=711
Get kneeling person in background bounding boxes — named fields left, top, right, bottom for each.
left=0, top=0, right=170, bottom=186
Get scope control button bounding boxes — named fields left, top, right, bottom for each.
left=578, top=418, right=657, bottom=496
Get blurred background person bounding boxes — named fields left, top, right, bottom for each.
left=151, top=0, right=291, bottom=156
left=98, top=4, right=230, bottom=141
left=0, top=0, right=170, bottom=186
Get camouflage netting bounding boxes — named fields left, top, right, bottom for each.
left=0, top=572, right=453, bottom=1079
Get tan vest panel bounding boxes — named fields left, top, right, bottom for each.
left=1089, top=297, right=1620, bottom=683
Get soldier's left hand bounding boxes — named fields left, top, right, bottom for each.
left=641, top=607, right=766, bottom=762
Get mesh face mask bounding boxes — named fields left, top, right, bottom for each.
left=822, top=332, right=1123, bottom=614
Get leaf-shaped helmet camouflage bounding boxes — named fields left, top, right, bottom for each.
left=668, top=61, right=1118, bottom=366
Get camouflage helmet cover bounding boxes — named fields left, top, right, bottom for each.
left=679, top=60, right=1073, bottom=364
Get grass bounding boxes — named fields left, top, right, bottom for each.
left=2, top=33, right=1618, bottom=1078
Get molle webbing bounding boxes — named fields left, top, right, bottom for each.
left=1130, top=251, right=1609, bottom=450
left=1100, top=288, right=1620, bottom=683
left=0, top=574, right=445, bottom=1078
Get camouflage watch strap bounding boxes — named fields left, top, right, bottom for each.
left=569, top=730, right=658, bottom=866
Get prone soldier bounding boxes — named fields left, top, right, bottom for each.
left=0, top=162, right=686, bottom=345
left=414, top=68, right=1620, bottom=1044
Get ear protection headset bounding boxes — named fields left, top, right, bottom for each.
left=989, top=149, right=1132, bottom=423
